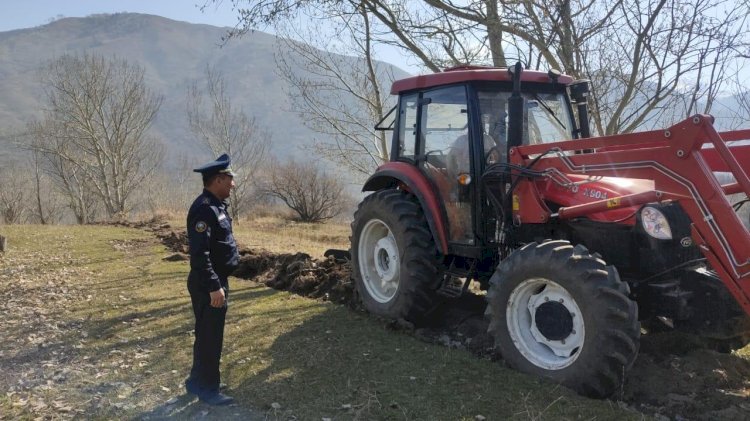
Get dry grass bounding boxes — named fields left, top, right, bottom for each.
left=162, top=211, right=351, bottom=258
left=152, top=203, right=351, bottom=258
left=234, top=215, right=350, bottom=257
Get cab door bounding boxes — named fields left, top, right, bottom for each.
left=416, top=85, right=475, bottom=245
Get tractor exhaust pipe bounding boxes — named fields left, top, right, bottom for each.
left=507, top=62, right=524, bottom=150
left=569, top=80, right=591, bottom=138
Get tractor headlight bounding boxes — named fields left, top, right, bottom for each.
left=641, top=206, right=672, bottom=240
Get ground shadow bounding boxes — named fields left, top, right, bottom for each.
left=136, top=392, right=263, bottom=420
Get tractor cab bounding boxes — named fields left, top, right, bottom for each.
left=374, top=65, right=586, bottom=253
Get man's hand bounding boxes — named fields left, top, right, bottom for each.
left=210, top=288, right=226, bottom=308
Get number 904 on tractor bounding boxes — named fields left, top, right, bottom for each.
left=349, top=62, right=750, bottom=398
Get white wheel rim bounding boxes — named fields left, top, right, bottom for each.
left=358, top=219, right=400, bottom=303
left=506, top=278, right=585, bottom=370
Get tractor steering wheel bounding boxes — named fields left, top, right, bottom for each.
left=424, top=149, right=447, bottom=168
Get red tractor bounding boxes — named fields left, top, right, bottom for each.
left=349, top=63, right=750, bottom=397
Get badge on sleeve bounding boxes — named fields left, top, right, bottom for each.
left=195, top=221, right=207, bottom=233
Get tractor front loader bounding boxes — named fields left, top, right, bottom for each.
left=349, top=63, right=750, bottom=397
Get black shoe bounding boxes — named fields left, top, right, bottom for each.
left=199, top=391, right=234, bottom=406
left=185, top=378, right=202, bottom=395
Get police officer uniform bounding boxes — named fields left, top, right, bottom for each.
left=185, top=153, right=239, bottom=405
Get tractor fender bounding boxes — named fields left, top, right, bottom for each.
left=362, top=162, right=449, bottom=255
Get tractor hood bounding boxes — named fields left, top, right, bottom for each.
left=540, top=175, right=655, bottom=224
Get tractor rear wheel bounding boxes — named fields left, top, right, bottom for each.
left=351, top=189, right=442, bottom=323
left=486, top=240, right=640, bottom=398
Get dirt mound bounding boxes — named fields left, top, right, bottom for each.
left=121, top=220, right=357, bottom=305
left=158, top=231, right=188, bottom=254
left=109, top=220, right=356, bottom=306
left=141, top=223, right=189, bottom=255
left=235, top=249, right=355, bottom=306
left=624, top=344, right=750, bottom=419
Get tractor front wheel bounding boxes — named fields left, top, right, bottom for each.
left=351, top=189, right=442, bottom=323
left=486, top=240, right=640, bottom=398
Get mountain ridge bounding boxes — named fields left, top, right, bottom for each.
left=0, top=12, right=400, bottom=175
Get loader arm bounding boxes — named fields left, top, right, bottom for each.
left=511, top=115, right=750, bottom=315
left=700, top=130, right=750, bottom=174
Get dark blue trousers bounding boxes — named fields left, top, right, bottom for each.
left=187, top=272, right=228, bottom=392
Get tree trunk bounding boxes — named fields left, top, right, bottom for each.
left=0, top=235, right=6, bottom=252
left=485, top=0, right=506, bottom=68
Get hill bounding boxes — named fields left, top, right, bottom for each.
left=0, top=13, right=405, bottom=171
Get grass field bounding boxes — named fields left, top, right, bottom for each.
left=232, top=215, right=351, bottom=257
left=0, top=222, right=643, bottom=420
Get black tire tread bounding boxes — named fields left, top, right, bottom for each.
left=486, top=240, right=640, bottom=398
left=350, top=189, right=441, bottom=323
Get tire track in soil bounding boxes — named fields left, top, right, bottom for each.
left=140, top=221, right=750, bottom=421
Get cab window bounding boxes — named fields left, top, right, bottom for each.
left=526, top=93, right=571, bottom=144
left=397, top=93, right=418, bottom=161
left=477, top=89, right=573, bottom=150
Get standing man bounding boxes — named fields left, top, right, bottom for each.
left=185, top=153, right=239, bottom=405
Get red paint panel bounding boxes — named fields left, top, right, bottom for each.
left=556, top=191, right=660, bottom=220
left=705, top=127, right=750, bottom=196
left=718, top=129, right=750, bottom=141
left=515, top=179, right=551, bottom=224
left=514, top=126, right=670, bottom=157
left=391, top=68, right=574, bottom=94
left=364, top=162, right=449, bottom=254
left=536, top=175, right=654, bottom=224
left=699, top=144, right=750, bottom=173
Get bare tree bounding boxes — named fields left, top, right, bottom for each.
left=0, top=162, right=28, bottom=224
left=262, top=160, right=350, bottom=222
left=12, top=122, right=66, bottom=224
left=1, top=130, right=63, bottom=224
left=215, top=0, right=498, bottom=70
left=187, top=66, right=271, bottom=220
left=215, top=0, right=749, bottom=135
left=137, top=153, right=200, bottom=216
left=737, top=94, right=750, bottom=128
left=730, top=65, right=750, bottom=129
left=28, top=53, right=164, bottom=220
left=275, top=6, right=395, bottom=178
left=25, top=120, right=99, bottom=224
left=27, top=143, right=64, bottom=224
left=573, top=0, right=748, bottom=134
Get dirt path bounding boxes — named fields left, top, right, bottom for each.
left=143, top=222, right=750, bottom=419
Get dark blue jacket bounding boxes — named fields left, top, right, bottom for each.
left=187, top=190, right=239, bottom=291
